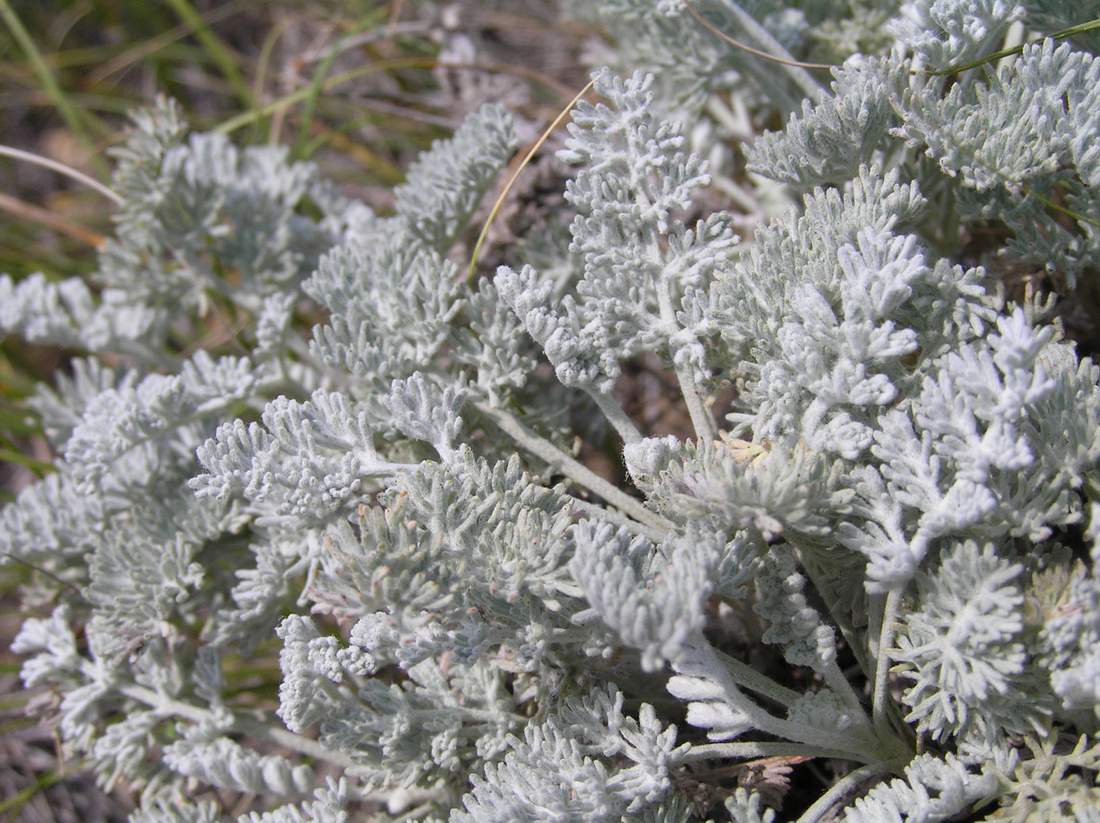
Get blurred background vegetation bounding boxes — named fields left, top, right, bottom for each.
left=0, top=2, right=588, bottom=817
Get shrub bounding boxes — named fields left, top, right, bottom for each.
left=3, top=2, right=1099, bottom=820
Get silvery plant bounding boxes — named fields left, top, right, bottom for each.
left=3, top=0, right=1099, bottom=820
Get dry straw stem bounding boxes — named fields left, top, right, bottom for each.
left=466, top=76, right=597, bottom=283
left=928, top=15, right=1100, bottom=75
left=0, top=144, right=122, bottom=205
left=682, top=0, right=834, bottom=71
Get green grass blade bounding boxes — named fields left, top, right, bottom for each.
left=215, top=55, right=437, bottom=135
left=290, top=9, right=388, bottom=158
left=930, top=16, right=1100, bottom=75
left=291, top=45, right=339, bottom=160
left=0, top=0, right=103, bottom=172
left=163, top=0, right=255, bottom=110
left=0, top=446, right=53, bottom=477
left=0, top=769, right=63, bottom=817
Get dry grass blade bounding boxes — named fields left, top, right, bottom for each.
left=683, top=0, right=835, bottom=71
left=466, top=76, right=596, bottom=283
left=0, top=144, right=122, bottom=205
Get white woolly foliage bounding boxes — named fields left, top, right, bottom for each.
left=3, top=5, right=1100, bottom=817
left=498, top=68, right=736, bottom=401
left=236, top=779, right=351, bottom=823
left=753, top=545, right=837, bottom=672
left=666, top=662, right=753, bottom=743
left=66, top=351, right=266, bottom=492
left=394, top=103, right=516, bottom=252
left=1040, top=552, right=1100, bottom=712
left=750, top=8, right=1100, bottom=285
left=626, top=436, right=841, bottom=543
left=569, top=520, right=718, bottom=672
left=888, top=0, right=1025, bottom=67
left=841, top=310, right=1100, bottom=593
left=724, top=788, right=776, bottom=823
left=383, top=372, right=467, bottom=462
left=164, top=733, right=314, bottom=796
left=746, top=57, right=896, bottom=187
left=452, top=684, right=684, bottom=823
left=893, top=541, right=1051, bottom=751
left=844, top=753, right=997, bottom=823
left=306, top=238, right=465, bottom=386
left=12, top=606, right=81, bottom=689
left=191, top=389, right=410, bottom=527
left=129, top=795, right=224, bottom=823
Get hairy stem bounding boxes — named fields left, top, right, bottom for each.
left=822, top=659, right=873, bottom=724
left=656, top=276, right=717, bottom=443
left=588, top=389, right=644, bottom=444
left=713, top=648, right=801, bottom=709
left=473, top=399, right=671, bottom=534
left=105, top=676, right=356, bottom=769
left=679, top=639, right=883, bottom=760
left=797, top=547, right=874, bottom=681
left=796, top=764, right=891, bottom=823
left=872, top=588, right=903, bottom=737
left=682, top=741, right=873, bottom=764
left=570, top=497, right=668, bottom=543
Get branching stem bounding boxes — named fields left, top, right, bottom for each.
left=474, top=399, right=672, bottom=535
left=656, top=276, right=717, bottom=443
left=678, top=640, right=884, bottom=760
left=713, top=648, right=800, bottom=709
left=106, top=676, right=356, bottom=769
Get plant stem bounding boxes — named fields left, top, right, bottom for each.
left=711, top=0, right=826, bottom=101
left=822, top=658, right=873, bottom=723
left=0, top=191, right=106, bottom=247
left=0, top=145, right=121, bottom=204
left=216, top=58, right=571, bottom=135
left=292, top=27, right=351, bottom=161
left=0, top=768, right=63, bottom=816
left=713, top=648, right=801, bottom=709
left=113, top=678, right=359, bottom=770
left=797, top=548, right=873, bottom=680
left=474, top=399, right=672, bottom=535
left=795, top=763, right=890, bottom=823
left=589, top=389, right=644, bottom=444
left=656, top=276, right=716, bottom=443
left=682, top=741, right=868, bottom=763
left=677, top=639, right=882, bottom=760
left=570, top=497, right=668, bottom=543
left=929, top=16, right=1100, bottom=76
left=467, top=77, right=596, bottom=283
left=872, top=588, right=902, bottom=738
